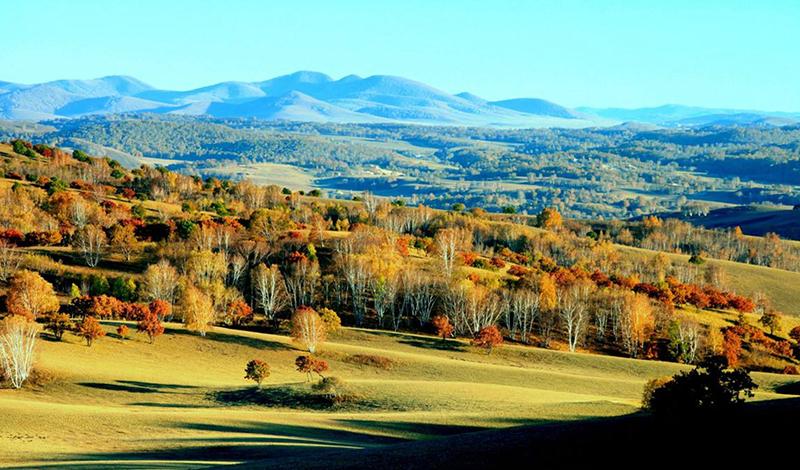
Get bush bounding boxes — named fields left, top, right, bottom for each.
left=319, top=308, right=341, bottom=333
left=644, top=357, right=757, bottom=416
left=642, top=376, right=673, bottom=409
left=343, top=354, right=394, bottom=370
left=312, top=376, right=344, bottom=398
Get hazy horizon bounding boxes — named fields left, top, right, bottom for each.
left=3, top=0, right=799, bottom=111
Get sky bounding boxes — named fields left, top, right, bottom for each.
left=2, top=0, right=798, bottom=110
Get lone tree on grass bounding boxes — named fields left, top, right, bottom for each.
left=137, top=308, right=164, bottom=344
left=432, top=315, right=453, bottom=341
left=44, top=313, right=74, bottom=341
left=291, top=306, right=326, bottom=353
left=79, top=316, right=105, bottom=346
left=116, top=324, right=130, bottom=340
left=295, top=355, right=329, bottom=382
left=244, top=359, right=271, bottom=389
left=472, top=325, right=503, bottom=354
left=0, top=315, right=38, bottom=389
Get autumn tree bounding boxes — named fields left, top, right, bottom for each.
left=759, top=310, right=782, bottom=335
left=537, top=207, right=563, bottom=229
left=537, top=274, right=559, bottom=347
left=619, top=292, right=655, bottom=357
left=318, top=308, right=341, bottom=333
left=723, top=328, right=742, bottom=368
left=291, top=306, right=326, bottom=354
left=181, top=283, right=215, bottom=337
left=6, top=270, right=59, bottom=319
left=110, top=224, right=140, bottom=261
left=244, top=359, right=270, bottom=388
left=44, top=313, right=74, bottom=341
left=79, top=316, right=106, bottom=346
left=472, top=325, right=503, bottom=354
left=295, top=355, right=329, bottom=381
left=148, top=299, right=172, bottom=321
left=225, top=299, right=253, bottom=327
left=117, top=324, right=130, bottom=339
left=252, top=263, right=288, bottom=323
left=0, top=316, right=38, bottom=389
left=432, top=314, right=454, bottom=341
left=137, top=308, right=164, bottom=344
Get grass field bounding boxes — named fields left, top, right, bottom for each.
left=1, top=323, right=796, bottom=468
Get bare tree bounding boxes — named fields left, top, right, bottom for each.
left=404, top=271, right=438, bottom=325
left=434, top=228, right=469, bottom=278
left=228, top=254, right=247, bottom=287
left=0, top=316, right=38, bottom=389
left=371, top=274, right=398, bottom=329
left=73, top=224, right=106, bottom=267
left=558, top=281, right=593, bottom=352
left=253, top=263, right=288, bottom=323
left=142, top=259, right=179, bottom=308
left=450, top=283, right=503, bottom=336
left=508, top=288, right=541, bottom=343
left=0, top=240, right=22, bottom=282
left=283, top=257, right=319, bottom=309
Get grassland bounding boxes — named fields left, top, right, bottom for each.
left=1, top=323, right=797, bottom=468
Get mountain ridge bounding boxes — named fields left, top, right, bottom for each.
left=1, top=72, right=797, bottom=128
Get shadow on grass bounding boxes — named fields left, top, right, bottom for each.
left=23, top=420, right=411, bottom=467
left=79, top=380, right=198, bottom=394
left=128, top=402, right=207, bottom=409
left=168, top=328, right=294, bottom=351
left=399, top=337, right=467, bottom=352
left=774, top=380, right=800, bottom=394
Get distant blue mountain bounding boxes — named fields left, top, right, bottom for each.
left=579, top=104, right=800, bottom=126
left=1, top=72, right=796, bottom=128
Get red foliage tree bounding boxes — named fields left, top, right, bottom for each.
left=723, top=328, right=742, bottom=368
left=432, top=315, right=454, bottom=341
left=137, top=308, right=164, bottom=344
left=79, top=316, right=106, bottom=347
left=226, top=299, right=254, bottom=327
left=472, top=325, right=503, bottom=354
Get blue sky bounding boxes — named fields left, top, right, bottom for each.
left=2, top=0, right=798, bottom=110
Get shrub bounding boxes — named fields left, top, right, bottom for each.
left=782, top=365, right=799, bottom=375
left=116, top=324, right=130, bottom=339
left=244, top=359, right=271, bottom=388
left=642, top=376, right=673, bottom=409
left=343, top=354, right=394, bottom=370
left=644, top=357, right=757, bottom=416
left=312, top=376, right=344, bottom=398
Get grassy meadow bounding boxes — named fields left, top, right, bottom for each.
left=1, top=321, right=797, bottom=468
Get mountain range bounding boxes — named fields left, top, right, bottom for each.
left=1, top=71, right=798, bottom=128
